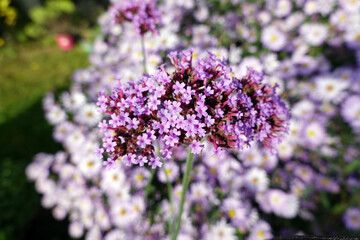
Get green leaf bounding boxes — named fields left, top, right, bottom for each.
left=29, top=7, right=49, bottom=24
left=345, top=159, right=360, bottom=174
left=320, top=192, right=330, bottom=209
left=332, top=203, right=347, bottom=214
left=46, top=0, right=75, bottom=13
left=24, top=24, right=46, bottom=38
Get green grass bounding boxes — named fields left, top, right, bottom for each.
left=0, top=41, right=88, bottom=124
left=0, top=41, right=88, bottom=240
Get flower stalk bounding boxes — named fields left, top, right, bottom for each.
left=163, top=162, right=175, bottom=235
left=171, top=149, right=194, bottom=240
left=141, top=36, right=147, bottom=74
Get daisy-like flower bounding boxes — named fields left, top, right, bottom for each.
left=344, top=29, right=360, bottom=49
left=299, top=23, right=328, bottom=46
left=273, top=0, right=292, bottom=17
left=131, top=168, right=150, bottom=189
left=291, top=99, right=315, bottom=119
left=257, top=11, right=271, bottom=26
left=343, top=207, right=360, bottom=230
left=75, top=104, right=102, bottom=127
left=237, top=57, right=263, bottom=76
left=205, top=219, right=237, bottom=240
left=104, top=230, right=126, bottom=240
left=190, top=181, right=211, bottom=202
left=61, top=91, right=86, bottom=111
left=315, top=175, right=340, bottom=193
left=303, top=121, right=326, bottom=148
left=246, top=220, right=272, bottom=240
left=261, top=189, right=299, bottom=218
left=244, top=167, right=269, bottom=192
left=313, top=76, right=348, bottom=103
left=158, top=161, right=179, bottom=183
left=339, top=0, right=360, bottom=13
left=97, top=50, right=289, bottom=168
left=45, top=105, right=67, bottom=125
left=68, top=221, right=84, bottom=239
left=110, top=201, right=136, bottom=228
left=78, top=157, right=102, bottom=179
left=341, top=95, right=360, bottom=132
left=304, top=0, right=319, bottom=15
left=330, top=9, right=349, bottom=30
left=221, top=197, right=247, bottom=226
left=261, top=26, right=287, bottom=51
left=277, top=139, right=294, bottom=161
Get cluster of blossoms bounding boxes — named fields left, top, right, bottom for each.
left=27, top=0, right=360, bottom=239
left=110, top=0, right=161, bottom=35
left=97, top=50, right=289, bottom=168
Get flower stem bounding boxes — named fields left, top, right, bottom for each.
left=171, top=149, right=194, bottom=240
left=162, top=162, right=175, bottom=235
left=144, top=168, right=155, bottom=201
left=141, top=35, right=147, bottom=74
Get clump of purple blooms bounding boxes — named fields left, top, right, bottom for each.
left=97, top=50, right=289, bottom=168
left=110, top=0, right=161, bottom=35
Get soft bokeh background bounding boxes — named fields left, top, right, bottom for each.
left=0, top=1, right=107, bottom=239
left=1, top=0, right=360, bottom=239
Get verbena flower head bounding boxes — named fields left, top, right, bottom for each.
left=97, top=49, right=289, bottom=168
left=110, top=0, right=161, bottom=35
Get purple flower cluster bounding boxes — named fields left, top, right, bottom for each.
left=110, top=0, right=161, bottom=35
left=97, top=50, right=289, bottom=168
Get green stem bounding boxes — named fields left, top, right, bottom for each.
left=141, top=34, right=150, bottom=200
left=141, top=35, right=147, bottom=74
left=162, top=162, right=175, bottom=235
left=144, top=168, right=156, bottom=201
left=171, top=149, right=194, bottom=240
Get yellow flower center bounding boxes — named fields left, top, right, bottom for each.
left=165, top=169, right=172, bottom=176
left=307, top=130, right=315, bottom=137
left=136, top=174, right=143, bottom=181
left=272, top=196, right=279, bottom=203
left=257, top=230, right=265, bottom=238
left=228, top=209, right=236, bottom=218
left=119, top=209, right=126, bottom=216
left=252, top=177, right=258, bottom=183
left=356, top=110, right=360, bottom=118
left=321, top=178, right=329, bottom=186
left=294, top=187, right=302, bottom=196
left=326, top=85, right=334, bottom=92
